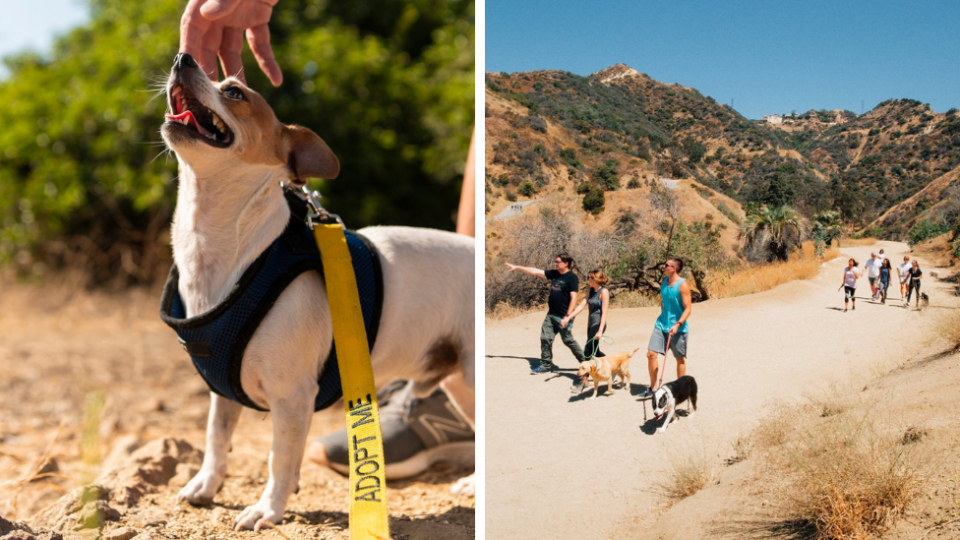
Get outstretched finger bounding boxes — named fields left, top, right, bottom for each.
left=180, top=0, right=212, bottom=70
left=199, top=0, right=244, bottom=19
left=197, top=21, right=225, bottom=80
left=246, top=24, right=282, bottom=86
left=218, top=26, right=246, bottom=83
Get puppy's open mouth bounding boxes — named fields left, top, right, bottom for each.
left=164, top=84, right=233, bottom=147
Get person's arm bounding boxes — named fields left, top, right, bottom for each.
left=669, top=281, right=693, bottom=336
left=180, top=0, right=282, bottom=86
left=565, top=291, right=579, bottom=322
left=455, top=129, right=476, bottom=237
left=504, top=263, right=546, bottom=279
left=596, top=288, right=610, bottom=339
left=563, top=297, right=588, bottom=325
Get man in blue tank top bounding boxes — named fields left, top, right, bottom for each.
left=643, top=256, right=692, bottom=396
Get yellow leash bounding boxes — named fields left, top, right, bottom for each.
left=311, top=213, right=390, bottom=539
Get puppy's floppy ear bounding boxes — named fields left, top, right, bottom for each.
left=282, top=125, right=339, bottom=185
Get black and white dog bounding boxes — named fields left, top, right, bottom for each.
left=651, top=376, right=698, bottom=433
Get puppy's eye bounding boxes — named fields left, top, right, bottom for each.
left=222, top=86, right=245, bottom=100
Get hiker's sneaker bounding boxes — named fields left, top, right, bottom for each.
left=530, top=363, right=557, bottom=374
left=639, top=387, right=653, bottom=399
left=571, top=378, right=586, bottom=394
left=305, top=381, right=474, bottom=480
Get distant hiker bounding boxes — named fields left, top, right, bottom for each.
left=505, top=254, right=586, bottom=373
left=878, top=248, right=886, bottom=263
left=905, top=259, right=923, bottom=308
left=842, top=258, right=860, bottom=312
left=644, top=257, right=692, bottom=397
left=879, top=258, right=892, bottom=304
left=899, top=256, right=912, bottom=299
left=565, top=269, right=611, bottom=360
left=865, top=252, right=882, bottom=300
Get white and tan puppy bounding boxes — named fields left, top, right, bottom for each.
left=576, top=347, right=638, bottom=398
left=160, top=54, right=474, bottom=530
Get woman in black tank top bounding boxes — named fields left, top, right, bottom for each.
left=566, top=269, right=610, bottom=359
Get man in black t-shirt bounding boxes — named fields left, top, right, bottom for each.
left=505, top=253, right=586, bottom=373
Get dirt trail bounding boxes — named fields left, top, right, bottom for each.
left=0, top=277, right=473, bottom=539
left=484, top=242, right=955, bottom=540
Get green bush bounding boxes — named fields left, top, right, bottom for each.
left=582, top=185, right=605, bottom=214
left=908, top=219, right=948, bottom=247
left=0, top=0, right=474, bottom=285
left=518, top=180, right=535, bottom=197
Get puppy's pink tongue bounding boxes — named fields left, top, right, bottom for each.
left=165, top=110, right=214, bottom=137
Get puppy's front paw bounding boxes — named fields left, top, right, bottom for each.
left=178, top=469, right=225, bottom=505
left=451, top=473, right=475, bottom=497
left=234, top=501, right=284, bottom=531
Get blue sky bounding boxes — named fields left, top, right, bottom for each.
left=0, top=0, right=90, bottom=79
left=486, top=0, right=960, bottom=119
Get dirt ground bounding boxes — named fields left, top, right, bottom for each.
left=485, top=241, right=960, bottom=539
left=0, top=274, right=474, bottom=540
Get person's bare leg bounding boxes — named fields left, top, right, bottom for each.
left=676, top=357, right=686, bottom=378
left=647, top=350, right=659, bottom=391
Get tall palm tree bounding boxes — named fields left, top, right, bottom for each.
left=812, top=210, right=844, bottom=246
left=739, top=205, right=810, bottom=261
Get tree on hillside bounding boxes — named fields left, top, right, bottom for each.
left=739, top=205, right=810, bottom=262
left=812, top=210, right=844, bottom=246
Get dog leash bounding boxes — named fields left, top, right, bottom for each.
left=297, top=186, right=389, bottom=540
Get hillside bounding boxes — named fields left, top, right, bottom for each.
left=485, top=64, right=960, bottom=238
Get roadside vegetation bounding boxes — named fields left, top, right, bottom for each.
left=749, top=395, right=923, bottom=540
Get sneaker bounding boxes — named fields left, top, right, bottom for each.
left=530, top=363, right=557, bottom=374
left=305, top=381, right=474, bottom=480
left=571, top=378, right=586, bottom=394
left=639, top=387, right=653, bottom=399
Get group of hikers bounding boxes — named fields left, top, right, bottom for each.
left=504, top=253, right=690, bottom=396
left=842, top=248, right=924, bottom=311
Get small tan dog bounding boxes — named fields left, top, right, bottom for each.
left=160, top=53, right=474, bottom=530
left=576, top=347, right=639, bottom=398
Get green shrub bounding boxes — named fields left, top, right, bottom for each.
left=582, top=185, right=605, bottom=214
left=908, top=219, right=948, bottom=246
left=518, top=181, right=536, bottom=197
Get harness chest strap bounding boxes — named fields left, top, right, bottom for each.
left=313, top=222, right=390, bottom=540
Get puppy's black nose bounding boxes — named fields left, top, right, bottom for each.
left=173, top=53, right=198, bottom=70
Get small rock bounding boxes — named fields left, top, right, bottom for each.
left=170, top=463, right=199, bottom=489
left=33, top=458, right=59, bottom=479
left=101, top=527, right=138, bottom=540
left=1, top=531, right=37, bottom=540
left=0, top=516, right=33, bottom=536
left=76, top=501, right=121, bottom=530
left=130, top=509, right=169, bottom=529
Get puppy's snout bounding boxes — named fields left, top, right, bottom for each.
left=174, top=52, right=199, bottom=71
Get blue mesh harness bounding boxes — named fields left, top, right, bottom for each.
left=159, top=194, right=383, bottom=412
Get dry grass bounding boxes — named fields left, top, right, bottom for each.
left=609, top=290, right=660, bottom=308
left=935, top=308, right=960, bottom=350
left=841, top=237, right=880, bottom=247
left=753, top=401, right=922, bottom=540
left=708, top=242, right=839, bottom=298
left=485, top=301, right=542, bottom=322
left=658, top=447, right=714, bottom=504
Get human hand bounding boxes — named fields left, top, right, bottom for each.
left=669, top=323, right=679, bottom=337
left=560, top=316, right=570, bottom=327
left=594, top=331, right=602, bottom=340
left=180, top=0, right=282, bottom=86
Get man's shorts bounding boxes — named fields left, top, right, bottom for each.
left=648, top=329, right=688, bottom=358
left=868, top=277, right=877, bottom=287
